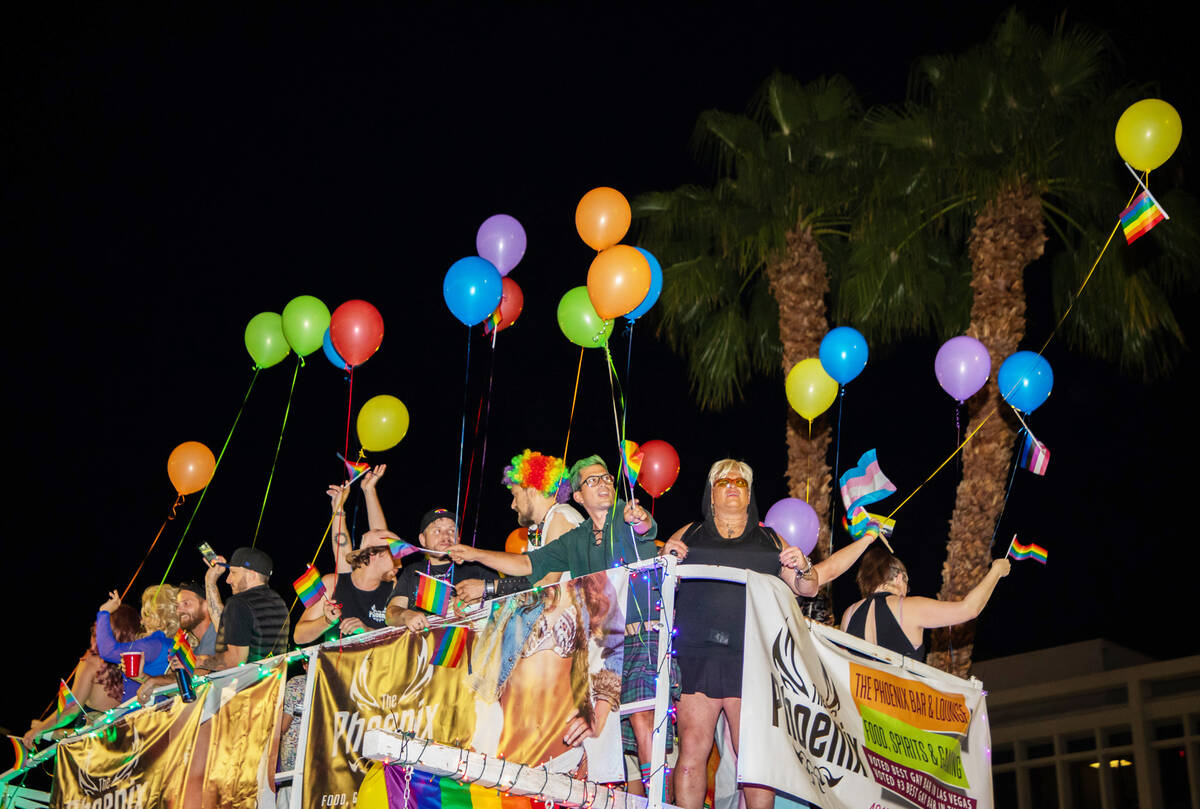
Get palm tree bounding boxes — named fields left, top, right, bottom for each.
left=859, top=10, right=1193, bottom=675
left=633, top=73, right=871, bottom=621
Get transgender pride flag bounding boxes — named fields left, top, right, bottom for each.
left=839, top=449, right=897, bottom=516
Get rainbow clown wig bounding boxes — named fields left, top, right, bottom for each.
left=502, top=450, right=567, bottom=501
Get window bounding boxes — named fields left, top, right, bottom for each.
left=1065, top=732, right=1096, bottom=753
left=993, top=770, right=1017, bottom=807
left=1157, top=746, right=1191, bottom=809
left=1068, top=759, right=1102, bottom=808
left=992, top=743, right=1015, bottom=765
left=1153, top=720, right=1184, bottom=741
left=1104, top=727, right=1133, bottom=748
left=1029, top=765, right=1059, bottom=808
left=1027, top=739, right=1054, bottom=760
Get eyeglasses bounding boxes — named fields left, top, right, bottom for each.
left=714, top=477, right=749, bottom=489
left=581, top=473, right=615, bottom=488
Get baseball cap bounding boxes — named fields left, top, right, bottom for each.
left=229, top=547, right=274, bottom=577
left=419, top=508, right=457, bottom=535
left=178, top=581, right=205, bottom=600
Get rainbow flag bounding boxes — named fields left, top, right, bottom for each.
left=56, top=680, right=79, bottom=715
left=1007, top=535, right=1048, bottom=564
left=173, top=629, right=196, bottom=673
left=293, top=565, right=326, bottom=608
left=358, top=761, right=549, bottom=809
left=1018, top=430, right=1050, bottom=476
left=1119, top=191, right=1166, bottom=244
left=846, top=507, right=896, bottom=539
left=337, top=452, right=371, bottom=484
left=6, top=735, right=27, bottom=773
left=622, top=440, right=643, bottom=489
left=840, top=449, right=897, bottom=515
left=389, top=538, right=421, bottom=561
left=431, top=626, right=469, bottom=668
left=414, top=572, right=453, bottom=616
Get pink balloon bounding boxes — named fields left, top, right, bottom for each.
left=763, top=498, right=819, bottom=555
left=934, top=336, right=991, bottom=402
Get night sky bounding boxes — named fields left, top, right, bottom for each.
left=3, top=2, right=1195, bottom=737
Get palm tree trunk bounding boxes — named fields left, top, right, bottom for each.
left=767, top=222, right=835, bottom=623
left=927, top=183, right=1046, bottom=676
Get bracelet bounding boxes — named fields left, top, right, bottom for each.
left=485, top=579, right=496, bottom=598
left=333, top=510, right=345, bottom=516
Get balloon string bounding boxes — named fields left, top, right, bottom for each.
left=157, top=369, right=259, bottom=587
left=310, top=514, right=335, bottom=566
left=121, top=495, right=181, bottom=600
left=885, top=178, right=1137, bottom=522
left=470, top=329, right=499, bottom=547
left=344, top=366, right=355, bottom=463
left=986, top=430, right=1025, bottom=555
left=604, top=344, right=631, bottom=502
left=253, top=356, right=301, bottom=547
left=829, top=386, right=845, bottom=544
left=560, top=348, right=584, bottom=470
left=460, top=395, right=484, bottom=544
left=454, top=327, right=472, bottom=542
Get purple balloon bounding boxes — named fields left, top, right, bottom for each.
left=475, top=214, right=527, bottom=276
left=934, top=335, right=992, bottom=402
left=764, top=498, right=820, bottom=555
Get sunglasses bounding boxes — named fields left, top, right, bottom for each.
left=581, top=473, right=615, bottom=488
left=714, top=477, right=749, bottom=489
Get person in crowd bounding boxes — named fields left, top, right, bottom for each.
left=293, top=528, right=401, bottom=643
left=840, top=546, right=1011, bottom=662
left=94, top=586, right=179, bottom=702
left=24, top=607, right=139, bottom=746
left=328, top=464, right=389, bottom=576
left=135, top=580, right=218, bottom=702
left=386, top=509, right=494, bottom=632
left=449, top=455, right=670, bottom=787
left=501, top=449, right=582, bottom=563
left=194, top=548, right=289, bottom=671
left=658, top=459, right=878, bottom=809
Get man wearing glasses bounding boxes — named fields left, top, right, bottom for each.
left=294, top=528, right=401, bottom=643
left=448, top=454, right=672, bottom=778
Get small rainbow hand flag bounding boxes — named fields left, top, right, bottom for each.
left=414, top=572, right=454, bottom=616
left=1018, top=430, right=1050, bottom=476
left=1119, top=190, right=1166, bottom=244
left=172, top=629, right=196, bottom=673
left=336, top=453, right=371, bottom=484
left=431, top=626, right=468, bottom=667
left=389, top=538, right=421, bottom=561
left=56, top=680, right=79, bottom=714
left=293, top=565, right=326, bottom=608
left=7, top=735, right=28, bottom=772
left=623, top=440, right=643, bottom=489
left=846, top=507, right=896, bottom=539
left=1007, top=535, right=1048, bottom=564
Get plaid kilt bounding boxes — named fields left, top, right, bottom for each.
left=620, top=630, right=680, bottom=754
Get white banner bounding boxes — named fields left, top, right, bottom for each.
left=739, top=571, right=993, bottom=809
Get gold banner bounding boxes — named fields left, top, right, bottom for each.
left=199, top=660, right=286, bottom=808
left=304, top=569, right=627, bottom=808
left=52, top=688, right=206, bottom=809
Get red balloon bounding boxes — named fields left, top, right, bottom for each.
left=485, top=277, right=524, bottom=335
left=638, top=439, right=680, bottom=498
left=330, top=300, right=384, bottom=367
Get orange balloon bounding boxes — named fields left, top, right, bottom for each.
left=587, top=245, right=652, bottom=319
left=167, top=441, right=216, bottom=496
left=505, top=526, right=529, bottom=554
left=575, top=187, right=631, bottom=251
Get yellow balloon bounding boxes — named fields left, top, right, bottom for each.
left=1115, top=99, right=1182, bottom=172
left=785, top=358, right=838, bottom=421
left=356, top=395, right=410, bottom=452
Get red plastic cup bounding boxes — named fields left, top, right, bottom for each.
left=121, top=651, right=144, bottom=678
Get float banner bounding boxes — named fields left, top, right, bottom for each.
left=738, top=571, right=992, bottom=809
left=51, top=687, right=206, bottom=809
left=304, top=569, right=627, bottom=808
left=200, top=660, right=286, bottom=807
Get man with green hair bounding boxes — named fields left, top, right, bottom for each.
left=449, top=453, right=674, bottom=792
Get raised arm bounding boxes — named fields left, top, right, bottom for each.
left=779, top=534, right=875, bottom=597
left=328, top=483, right=353, bottom=573
left=360, top=465, right=388, bottom=530
left=904, top=558, right=1011, bottom=631
left=204, top=557, right=226, bottom=628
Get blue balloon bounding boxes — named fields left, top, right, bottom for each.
left=818, top=326, right=869, bottom=385
left=443, top=257, right=503, bottom=326
left=322, top=327, right=348, bottom=370
left=997, top=351, right=1054, bottom=413
left=625, top=247, right=663, bottom=322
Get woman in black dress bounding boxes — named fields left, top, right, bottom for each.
left=659, top=459, right=876, bottom=809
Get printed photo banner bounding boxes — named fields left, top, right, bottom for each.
left=304, top=568, right=628, bottom=809
left=739, top=571, right=993, bottom=809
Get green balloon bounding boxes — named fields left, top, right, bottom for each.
left=281, top=295, right=331, bottom=357
left=245, top=312, right=291, bottom=368
left=557, top=286, right=613, bottom=348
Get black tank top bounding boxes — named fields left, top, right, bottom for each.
left=846, top=592, right=925, bottom=662
left=332, top=572, right=392, bottom=629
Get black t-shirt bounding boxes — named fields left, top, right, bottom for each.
left=332, top=572, right=392, bottom=629
left=390, top=557, right=491, bottom=615
left=216, top=584, right=289, bottom=662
